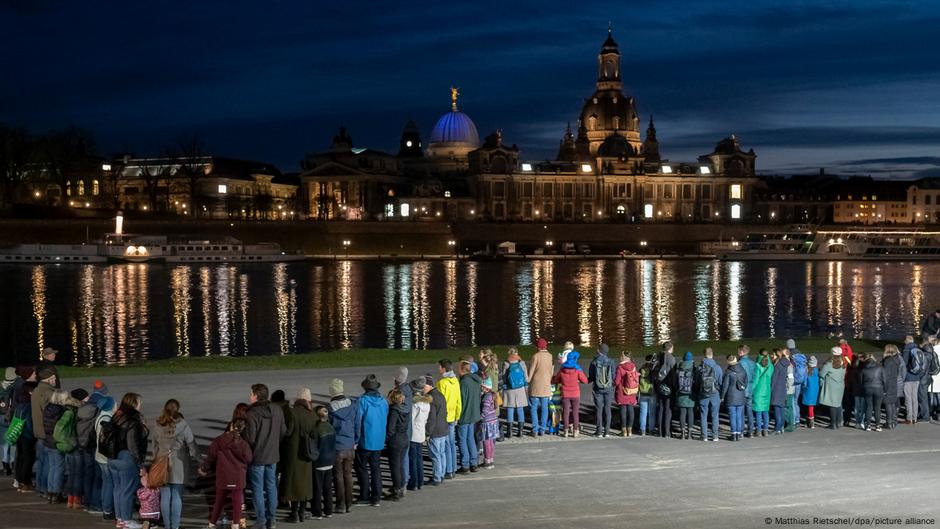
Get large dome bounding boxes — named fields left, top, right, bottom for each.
left=427, top=110, right=480, bottom=158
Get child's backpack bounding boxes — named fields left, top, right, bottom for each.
left=506, top=362, right=527, bottom=390
left=596, top=361, right=613, bottom=390
left=792, top=355, right=807, bottom=384
left=638, top=367, right=653, bottom=395
left=97, top=415, right=121, bottom=460
left=907, top=348, right=925, bottom=376
left=623, top=368, right=640, bottom=396
left=53, top=408, right=78, bottom=453
left=677, top=367, right=694, bottom=395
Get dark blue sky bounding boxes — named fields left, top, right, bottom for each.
left=2, top=1, right=939, bottom=177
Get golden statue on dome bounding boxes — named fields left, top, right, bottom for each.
left=450, top=86, right=460, bottom=111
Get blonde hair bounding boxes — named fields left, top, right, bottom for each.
left=49, top=389, right=70, bottom=406
left=388, top=388, right=405, bottom=406
left=884, top=344, right=899, bottom=356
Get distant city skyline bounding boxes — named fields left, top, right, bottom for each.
left=2, top=1, right=939, bottom=178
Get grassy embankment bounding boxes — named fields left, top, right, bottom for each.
left=58, top=337, right=888, bottom=378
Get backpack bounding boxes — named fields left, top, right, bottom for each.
left=506, top=362, right=527, bottom=390
left=907, top=348, right=925, bottom=376
left=654, top=361, right=669, bottom=382
left=0, top=385, right=14, bottom=425
left=596, top=361, right=613, bottom=390
left=299, top=432, right=319, bottom=463
left=792, top=355, right=807, bottom=384
left=638, top=368, right=653, bottom=395
left=97, top=416, right=121, bottom=460
left=699, top=363, right=717, bottom=395
left=928, top=350, right=940, bottom=377
left=54, top=408, right=78, bottom=453
left=677, top=367, right=693, bottom=395
left=623, top=368, right=640, bottom=396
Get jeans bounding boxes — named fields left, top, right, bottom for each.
left=528, top=397, right=549, bottom=434
left=863, top=387, right=883, bottom=428
left=81, top=450, right=101, bottom=510
left=160, top=483, right=184, bottom=529
left=248, top=463, right=277, bottom=526
left=332, top=449, right=354, bottom=510
left=209, top=488, right=243, bottom=525
left=65, top=450, right=84, bottom=497
left=312, top=468, right=333, bottom=517
left=108, top=451, right=139, bottom=522
left=728, top=405, right=744, bottom=435
left=0, top=425, right=15, bottom=464
left=354, top=449, right=381, bottom=503
left=744, top=399, right=756, bottom=433
left=918, top=383, right=930, bottom=421
left=456, top=423, right=478, bottom=469
left=35, top=440, right=48, bottom=493
left=792, top=383, right=802, bottom=425
left=593, top=391, right=612, bottom=435
left=679, top=407, right=693, bottom=435
left=506, top=406, right=525, bottom=429
left=853, top=396, right=866, bottom=426
left=885, top=402, right=898, bottom=427
left=755, top=410, right=770, bottom=431
left=46, top=446, right=65, bottom=494
left=428, top=436, right=447, bottom=483
left=445, top=423, right=457, bottom=474
left=388, top=445, right=407, bottom=491
left=903, top=381, right=919, bottom=421
left=561, top=397, right=580, bottom=432
left=638, top=395, right=656, bottom=433
left=98, top=461, right=114, bottom=515
left=699, top=394, right=720, bottom=439
left=407, top=442, right=424, bottom=489
left=772, top=405, right=785, bottom=432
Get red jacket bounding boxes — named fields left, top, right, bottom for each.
left=552, top=368, right=587, bottom=398
left=614, top=361, right=639, bottom=406
left=201, top=430, right=253, bottom=490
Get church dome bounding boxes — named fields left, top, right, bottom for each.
left=597, top=134, right=635, bottom=158
left=429, top=111, right=479, bottom=147
left=579, top=92, right=637, bottom=135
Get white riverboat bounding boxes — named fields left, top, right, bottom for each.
left=719, top=227, right=940, bottom=261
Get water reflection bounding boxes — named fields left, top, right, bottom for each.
left=171, top=266, right=191, bottom=357
left=727, top=261, right=743, bottom=340
left=31, top=266, right=46, bottom=357
left=516, top=264, right=533, bottom=345
left=766, top=267, right=777, bottom=338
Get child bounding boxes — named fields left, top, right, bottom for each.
left=311, top=406, right=336, bottom=519
left=480, top=379, right=499, bottom=468
left=137, top=473, right=161, bottom=529
left=199, top=418, right=253, bottom=529
left=802, top=356, right=820, bottom=428
left=548, top=384, right=562, bottom=434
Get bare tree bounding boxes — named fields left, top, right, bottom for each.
left=139, top=162, right=169, bottom=213
left=34, top=127, right=96, bottom=207
left=103, top=155, right=127, bottom=210
left=175, top=132, right=206, bottom=219
left=0, top=124, right=32, bottom=209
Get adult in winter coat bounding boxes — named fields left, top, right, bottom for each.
left=327, top=378, right=358, bottom=514
left=435, top=359, right=461, bottom=478
left=637, top=355, right=658, bottom=435
left=408, top=378, right=431, bottom=491
left=61, top=389, right=87, bottom=509
left=109, top=393, right=149, bottom=529
left=42, top=389, right=70, bottom=504
left=653, top=343, right=678, bottom=439
left=751, top=350, right=774, bottom=436
left=819, top=348, right=847, bottom=429
left=151, top=399, right=199, bottom=529
left=501, top=348, right=528, bottom=438
left=861, top=355, right=886, bottom=431
left=737, top=345, right=758, bottom=437
left=770, top=349, right=792, bottom=434
left=31, top=366, right=56, bottom=496
left=588, top=343, right=617, bottom=437
left=721, top=355, right=749, bottom=441
left=881, top=345, right=902, bottom=429
left=613, top=352, right=639, bottom=437
left=13, top=382, right=38, bottom=492
left=552, top=351, right=588, bottom=437
left=527, top=339, right=554, bottom=435
left=282, top=389, right=317, bottom=523
left=801, top=357, right=821, bottom=428
left=392, top=367, right=413, bottom=486
left=424, top=375, right=449, bottom=485
left=243, top=383, right=287, bottom=529
left=900, top=336, right=921, bottom=423
left=697, top=348, right=724, bottom=441
left=675, top=353, right=696, bottom=440
left=921, top=308, right=940, bottom=342
left=355, top=374, right=388, bottom=506
left=456, top=361, right=483, bottom=470
left=199, top=417, right=252, bottom=529
left=75, top=391, right=103, bottom=513
left=786, top=339, right=808, bottom=427
left=385, top=389, right=409, bottom=501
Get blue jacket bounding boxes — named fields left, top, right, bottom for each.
left=790, top=351, right=807, bottom=385
left=738, top=356, right=757, bottom=398
left=328, top=396, right=360, bottom=451
left=356, top=391, right=388, bottom=451
left=801, top=368, right=820, bottom=406
left=588, top=353, right=617, bottom=393
left=698, top=358, right=724, bottom=396
left=902, top=343, right=922, bottom=383
left=720, top=363, right=748, bottom=406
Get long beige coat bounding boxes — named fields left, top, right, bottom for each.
left=527, top=350, right=554, bottom=398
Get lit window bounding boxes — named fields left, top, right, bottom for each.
left=730, top=184, right=742, bottom=199
left=218, top=184, right=227, bottom=194
left=580, top=164, right=593, bottom=173
left=406, top=140, right=413, bottom=147
left=644, top=204, right=654, bottom=218
left=616, top=204, right=626, bottom=214
left=699, top=166, right=711, bottom=175
left=444, top=191, right=451, bottom=198
left=92, top=180, right=99, bottom=195
left=385, top=203, right=395, bottom=217
left=101, top=163, right=111, bottom=171
left=77, top=181, right=85, bottom=196
left=521, top=163, right=533, bottom=172
left=661, top=165, right=673, bottom=174
left=400, top=203, right=410, bottom=217
left=731, top=204, right=742, bottom=219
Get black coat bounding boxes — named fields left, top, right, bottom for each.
left=386, top=404, right=409, bottom=450
left=720, top=364, right=748, bottom=407
left=882, top=355, right=901, bottom=404
left=425, top=389, right=448, bottom=439
left=861, top=361, right=885, bottom=393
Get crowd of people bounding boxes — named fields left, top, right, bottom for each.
left=1, top=330, right=939, bottom=529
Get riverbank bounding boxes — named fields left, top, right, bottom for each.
left=58, top=337, right=885, bottom=377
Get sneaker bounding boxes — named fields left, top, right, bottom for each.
left=429, top=480, right=441, bottom=486
left=370, top=501, right=381, bottom=507
left=103, top=512, right=116, bottom=521
left=469, top=465, right=478, bottom=473
left=87, top=508, right=103, bottom=515
left=456, top=468, right=469, bottom=475
left=125, top=522, right=143, bottom=529
left=445, top=473, right=454, bottom=480
left=325, top=514, right=333, bottom=519
left=874, top=426, right=883, bottom=432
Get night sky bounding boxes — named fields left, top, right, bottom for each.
left=3, top=1, right=939, bottom=178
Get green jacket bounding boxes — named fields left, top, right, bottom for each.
left=751, top=360, right=774, bottom=412
left=457, top=373, right=482, bottom=425
left=818, top=361, right=846, bottom=408
left=280, top=403, right=317, bottom=502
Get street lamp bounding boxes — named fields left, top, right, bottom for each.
left=342, top=239, right=351, bottom=258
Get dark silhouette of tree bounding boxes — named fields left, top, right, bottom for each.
left=34, top=127, right=96, bottom=207
left=175, top=132, right=206, bottom=218
left=254, top=193, right=273, bottom=220
left=0, top=125, right=32, bottom=209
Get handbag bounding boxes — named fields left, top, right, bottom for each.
left=4, top=415, right=25, bottom=444
left=148, top=452, right=171, bottom=489
left=656, top=383, right=672, bottom=397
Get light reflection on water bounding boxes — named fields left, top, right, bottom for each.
left=3, top=259, right=940, bottom=366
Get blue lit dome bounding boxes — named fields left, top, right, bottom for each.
left=429, top=111, right=479, bottom=146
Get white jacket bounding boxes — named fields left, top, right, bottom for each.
left=411, top=399, right=430, bottom=443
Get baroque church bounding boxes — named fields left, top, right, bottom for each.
left=299, top=30, right=758, bottom=223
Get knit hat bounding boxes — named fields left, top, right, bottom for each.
left=394, top=367, right=409, bottom=386
left=296, top=387, right=312, bottom=402
left=597, top=343, right=609, bottom=356
left=3, top=367, right=14, bottom=382
left=41, top=347, right=58, bottom=358
left=329, top=378, right=345, bottom=397
left=15, top=366, right=34, bottom=380
left=410, top=378, right=425, bottom=393
left=70, top=388, right=89, bottom=401
left=809, top=356, right=818, bottom=367
left=536, top=338, right=548, bottom=350
left=831, top=346, right=842, bottom=356
left=684, top=351, right=693, bottom=362
left=482, top=378, right=493, bottom=391
left=562, top=351, right=580, bottom=369
left=424, top=374, right=434, bottom=387
left=361, top=374, right=381, bottom=391
left=36, top=365, right=56, bottom=381
left=786, top=339, right=796, bottom=349
left=93, top=380, right=108, bottom=395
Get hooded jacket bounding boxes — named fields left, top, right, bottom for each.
left=676, top=360, right=696, bottom=408
left=243, top=400, right=287, bottom=466
left=42, top=402, right=65, bottom=450
left=738, top=355, right=757, bottom=398
left=356, top=389, right=388, bottom=451
left=76, top=401, right=100, bottom=450
left=770, top=357, right=791, bottom=407
left=426, top=387, right=448, bottom=439
left=113, top=405, right=149, bottom=464
left=386, top=403, right=409, bottom=450
left=751, top=358, right=774, bottom=412
left=613, top=360, right=639, bottom=406
left=328, top=396, right=359, bottom=451
left=457, top=372, right=483, bottom=425
left=861, top=360, right=886, bottom=391
left=152, top=417, right=199, bottom=485
left=882, top=354, right=902, bottom=404
left=552, top=367, right=588, bottom=399
left=201, top=430, right=252, bottom=490
left=436, top=372, right=462, bottom=423
left=411, top=394, right=431, bottom=443
left=698, top=358, right=724, bottom=397
left=819, top=360, right=846, bottom=408
left=801, top=368, right=820, bottom=406
left=588, top=352, right=617, bottom=394
left=31, top=380, right=55, bottom=440
left=527, top=349, right=554, bottom=398
left=720, top=363, right=748, bottom=406
left=313, top=419, right=337, bottom=469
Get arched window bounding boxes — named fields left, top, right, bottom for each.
left=77, top=180, right=85, bottom=196
left=612, top=116, right=620, bottom=130
left=65, top=180, right=72, bottom=196
left=616, top=204, right=626, bottom=215
left=92, top=180, right=99, bottom=195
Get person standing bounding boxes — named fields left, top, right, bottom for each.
left=282, top=389, right=316, bottom=523
left=917, top=337, right=937, bottom=422
left=921, top=308, right=940, bottom=342
left=697, top=348, right=723, bottom=442
left=881, top=345, right=903, bottom=429
left=527, top=339, right=553, bottom=436
left=407, top=378, right=430, bottom=491
left=801, top=357, right=820, bottom=429
left=737, top=345, right=757, bottom=437
left=13, top=382, right=38, bottom=493
left=435, top=359, right=461, bottom=479
left=354, top=375, right=387, bottom=507
left=392, top=367, right=412, bottom=488
left=93, top=397, right=116, bottom=522
left=552, top=350, right=588, bottom=438
left=456, top=360, right=482, bottom=472
left=787, top=339, right=807, bottom=428
left=588, top=343, right=616, bottom=438
left=243, top=383, right=287, bottom=529
left=479, top=378, right=499, bottom=468
left=770, top=349, right=791, bottom=434
left=613, top=351, right=639, bottom=437
left=424, top=375, right=448, bottom=486
left=849, top=354, right=867, bottom=428
left=654, top=342, right=677, bottom=439
left=199, top=417, right=252, bottom=529
left=42, top=389, right=70, bottom=504
left=819, top=348, right=847, bottom=429
left=637, top=355, right=657, bottom=436
left=37, top=347, right=60, bottom=388
left=501, top=348, right=528, bottom=438
left=675, top=352, right=696, bottom=440
left=75, top=387, right=103, bottom=513
left=752, top=349, right=774, bottom=437
left=151, top=399, right=199, bottom=529
left=310, top=406, right=336, bottom=520
left=900, top=336, right=922, bottom=424
left=109, top=393, right=149, bottom=529
left=861, top=354, right=886, bottom=431
left=30, top=365, right=56, bottom=496
left=721, top=354, right=748, bottom=441
left=0, top=368, right=17, bottom=477
left=384, top=388, right=409, bottom=501
left=61, top=389, right=87, bottom=509
left=326, top=378, right=357, bottom=514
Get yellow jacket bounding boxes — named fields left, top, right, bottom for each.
left=436, top=373, right=462, bottom=423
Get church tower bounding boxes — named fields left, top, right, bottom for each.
left=641, top=115, right=660, bottom=163
left=597, top=28, right=622, bottom=91
left=578, top=29, right=641, bottom=157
